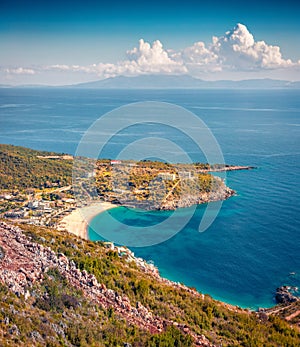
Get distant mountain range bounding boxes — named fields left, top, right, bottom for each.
left=71, top=75, right=300, bottom=89
left=2, top=75, right=300, bottom=89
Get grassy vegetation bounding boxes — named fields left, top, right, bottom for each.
left=0, top=144, right=216, bottom=194
left=2, top=223, right=297, bottom=347
left=95, top=160, right=224, bottom=207
left=0, top=274, right=194, bottom=347
left=0, top=144, right=73, bottom=189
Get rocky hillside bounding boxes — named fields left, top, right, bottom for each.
left=0, top=221, right=299, bottom=346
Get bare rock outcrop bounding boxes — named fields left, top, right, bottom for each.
left=276, top=286, right=299, bottom=304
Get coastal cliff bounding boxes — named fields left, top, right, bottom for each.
left=159, top=187, right=234, bottom=210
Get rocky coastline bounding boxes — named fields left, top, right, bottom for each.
left=158, top=186, right=235, bottom=211
left=104, top=185, right=236, bottom=212
left=203, top=165, right=256, bottom=173
left=275, top=286, right=299, bottom=304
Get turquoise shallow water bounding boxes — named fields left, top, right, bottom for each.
left=1, top=88, right=299, bottom=309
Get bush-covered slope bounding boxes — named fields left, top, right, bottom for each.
left=1, top=222, right=299, bottom=347
left=0, top=144, right=73, bottom=189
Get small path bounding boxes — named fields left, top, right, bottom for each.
left=162, top=180, right=180, bottom=203
left=285, top=310, right=300, bottom=321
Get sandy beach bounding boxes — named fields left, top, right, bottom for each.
left=58, top=201, right=116, bottom=240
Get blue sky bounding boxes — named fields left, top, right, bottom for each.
left=1, top=0, right=300, bottom=84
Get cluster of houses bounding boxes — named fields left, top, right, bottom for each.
left=1, top=195, right=76, bottom=227
left=3, top=199, right=52, bottom=221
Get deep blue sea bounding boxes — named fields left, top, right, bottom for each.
left=1, top=88, right=299, bottom=309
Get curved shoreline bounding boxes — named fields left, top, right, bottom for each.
left=57, top=201, right=117, bottom=240
left=57, top=190, right=234, bottom=240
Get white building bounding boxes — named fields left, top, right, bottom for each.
left=178, top=171, right=193, bottom=179
left=158, top=173, right=176, bottom=181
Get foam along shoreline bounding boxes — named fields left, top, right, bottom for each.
left=58, top=202, right=116, bottom=240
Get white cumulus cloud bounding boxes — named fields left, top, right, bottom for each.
left=171, top=23, right=297, bottom=75
left=211, top=23, right=294, bottom=70
left=125, top=39, right=186, bottom=74
left=46, top=40, right=186, bottom=77
left=171, top=41, right=220, bottom=73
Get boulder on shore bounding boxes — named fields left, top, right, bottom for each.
left=275, top=286, right=298, bottom=304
